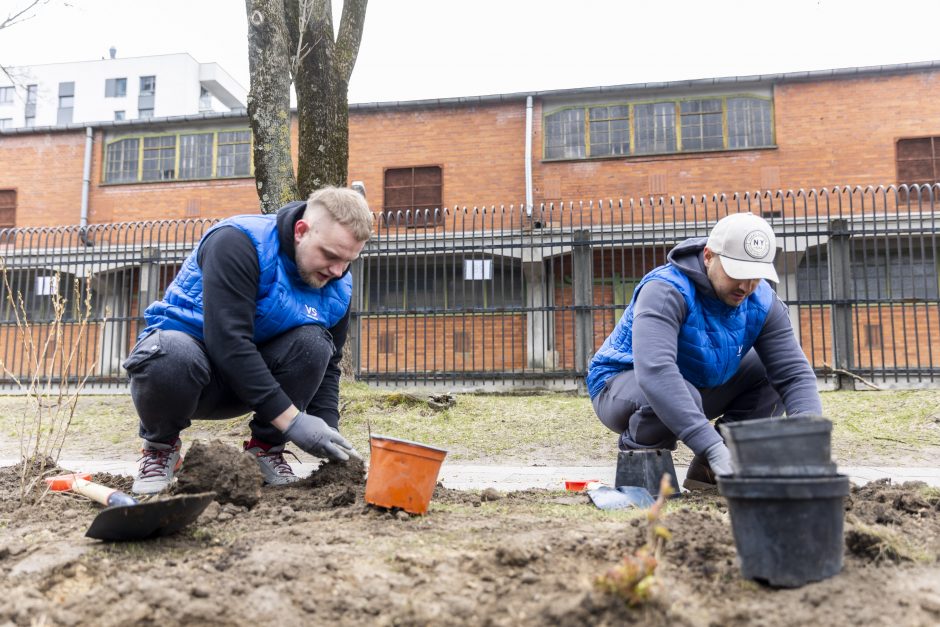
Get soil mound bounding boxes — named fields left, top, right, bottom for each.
left=173, top=439, right=264, bottom=508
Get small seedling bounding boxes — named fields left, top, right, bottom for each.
left=594, top=474, right=675, bottom=606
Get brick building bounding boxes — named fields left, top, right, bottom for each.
left=0, top=61, right=938, bottom=386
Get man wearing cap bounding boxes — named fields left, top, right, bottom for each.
left=586, top=212, right=821, bottom=490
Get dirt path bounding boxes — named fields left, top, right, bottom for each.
left=2, top=442, right=939, bottom=627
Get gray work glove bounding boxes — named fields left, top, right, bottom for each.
left=703, top=441, right=733, bottom=477
left=282, top=411, right=360, bottom=462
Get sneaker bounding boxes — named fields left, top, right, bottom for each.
left=244, top=442, right=301, bottom=485
left=682, top=454, right=718, bottom=492
left=132, top=438, right=182, bottom=495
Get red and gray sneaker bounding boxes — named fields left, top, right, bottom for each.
left=132, top=438, right=183, bottom=495
left=244, top=441, right=301, bottom=486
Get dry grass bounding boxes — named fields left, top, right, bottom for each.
left=0, top=384, right=937, bottom=467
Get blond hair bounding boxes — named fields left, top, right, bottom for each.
left=305, top=186, right=374, bottom=241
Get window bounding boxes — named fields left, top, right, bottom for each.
left=897, top=137, right=940, bottom=189
left=0, top=119, right=11, bottom=130
left=0, top=86, right=13, bottom=104
left=0, top=189, right=15, bottom=228
left=24, top=84, right=36, bottom=127
left=634, top=102, right=677, bottom=154
left=199, top=87, right=212, bottom=111
left=57, top=82, right=74, bottom=125
left=114, top=110, right=125, bottom=121
left=104, top=138, right=139, bottom=183
left=727, top=97, right=772, bottom=148
left=543, top=95, right=773, bottom=159
left=138, top=108, right=153, bottom=119
left=142, top=135, right=176, bottom=181
left=383, top=166, right=443, bottom=227
left=589, top=106, right=630, bottom=157
left=365, top=256, right=525, bottom=312
left=216, top=130, right=251, bottom=177
left=0, top=271, right=94, bottom=323
left=179, top=133, right=213, bottom=179
left=139, top=76, right=156, bottom=95
left=105, top=78, right=127, bottom=98
left=103, top=129, right=252, bottom=183
left=681, top=99, right=724, bottom=151
left=544, top=108, right=585, bottom=159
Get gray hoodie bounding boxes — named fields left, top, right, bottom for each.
left=631, top=237, right=823, bottom=455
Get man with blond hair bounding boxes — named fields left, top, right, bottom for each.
left=587, top=212, right=821, bottom=491
left=124, top=187, right=374, bottom=494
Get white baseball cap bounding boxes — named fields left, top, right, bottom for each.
left=705, top=213, right=779, bottom=283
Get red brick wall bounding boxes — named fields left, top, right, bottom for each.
left=359, top=314, right=527, bottom=374
left=0, top=132, right=87, bottom=227
left=349, top=102, right=527, bottom=213
left=2, top=70, right=939, bottom=228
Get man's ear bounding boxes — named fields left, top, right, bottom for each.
left=702, top=246, right=714, bottom=268
left=294, top=219, right=310, bottom=242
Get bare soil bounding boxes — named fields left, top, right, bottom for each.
left=2, top=441, right=939, bottom=627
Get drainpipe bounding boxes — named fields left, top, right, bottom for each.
left=80, top=126, right=93, bottom=228
left=525, top=96, right=533, bottom=219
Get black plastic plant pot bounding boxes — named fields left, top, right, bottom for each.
left=718, top=416, right=837, bottom=477
left=718, top=475, right=849, bottom=588
left=615, top=449, right=680, bottom=497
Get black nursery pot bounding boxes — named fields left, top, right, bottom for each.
left=718, top=416, right=837, bottom=477
left=718, top=475, right=849, bottom=588
left=615, top=449, right=680, bottom=497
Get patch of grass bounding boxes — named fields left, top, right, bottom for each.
left=822, top=389, right=940, bottom=463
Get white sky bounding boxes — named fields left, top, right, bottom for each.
left=1, top=0, right=939, bottom=104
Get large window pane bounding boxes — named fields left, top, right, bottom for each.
left=727, top=97, right=773, bottom=148
left=680, top=99, right=723, bottom=151
left=178, top=133, right=214, bottom=179
left=142, top=135, right=176, bottom=181
left=217, top=130, right=251, bottom=177
left=544, top=109, right=585, bottom=159
left=589, top=105, right=630, bottom=156
left=104, top=138, right=139, bottom=183
left=634, top=102, right=676, bottom=154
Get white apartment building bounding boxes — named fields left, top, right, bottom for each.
left=0, top=51, right=247, bottom=130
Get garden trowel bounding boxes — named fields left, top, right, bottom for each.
left=45, top=473, right=215, bottom=541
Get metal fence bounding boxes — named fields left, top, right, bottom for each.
left=1, top=184, right=939, bottom=393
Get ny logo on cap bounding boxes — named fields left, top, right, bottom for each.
left=743, top=230, right=770, bottom=260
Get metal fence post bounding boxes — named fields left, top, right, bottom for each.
left=828, top=218, right=855, bottom=390
left=572, top=229, right=594, bottom=379
left=349, top=257, right=364, bottom=378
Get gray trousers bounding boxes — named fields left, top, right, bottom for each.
left=123, top=325, right=334, bottom=445
left=592, top=349, right=783, bottom=451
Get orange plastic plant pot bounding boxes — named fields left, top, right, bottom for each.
left=364, top=435, right=448, bottom=515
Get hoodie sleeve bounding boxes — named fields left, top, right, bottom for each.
left=631, top=280, right=724, bottom=455
left=754, top=297, right=823, bottom=416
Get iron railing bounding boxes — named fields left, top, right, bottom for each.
left=1, top=184, right=938, bottom=392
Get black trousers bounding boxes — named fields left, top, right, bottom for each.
left=592, top=349, right=784, bottom=451
left=124, top=325, right=334, bottom=445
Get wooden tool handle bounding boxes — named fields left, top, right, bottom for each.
left=72, top=477, right=137, bottom=507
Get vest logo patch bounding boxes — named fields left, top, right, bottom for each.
left=737, top=345, right=744, bottom=357
left=304, top=305, right=319, bottom=319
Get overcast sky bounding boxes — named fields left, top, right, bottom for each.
left=1, top=0, right=939, bottom=104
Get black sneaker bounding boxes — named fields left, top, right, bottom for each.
left=682, top=454, right=718, bottom=492
left=244, top=442, right=302, bottom=486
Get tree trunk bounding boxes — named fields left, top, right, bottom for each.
left=246, top=0, right=300, bottom=213
left=292, top=0, right=367, bottom=196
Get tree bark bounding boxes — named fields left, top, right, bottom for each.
left=293, top=0, right=368, bottom=196
left=246, top=0, right=300, bottom=213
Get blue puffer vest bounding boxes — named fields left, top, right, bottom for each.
left=141, top=214, right=352, bottom=342
left=586, top=264, right=774, bottom=398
